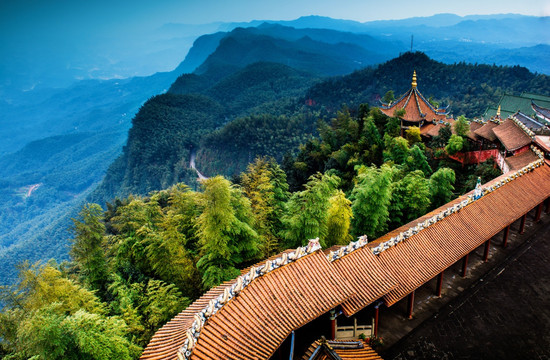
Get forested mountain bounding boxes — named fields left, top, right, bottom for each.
left=97, top=52, right=550, bottom=203
left=92, top=61, right=320, bottom=204
left=196, top=52, right=550, bottom=178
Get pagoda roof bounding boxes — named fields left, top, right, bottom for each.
left=379, top=71, right=450, bottom=122
left=474, top=120, right=500, bottom=141
left=301, top=339, right=383, bottom=360
left=493, top=118, right=533, bottom=152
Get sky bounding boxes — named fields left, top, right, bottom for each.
left=2, top=0, right=549, bottom=35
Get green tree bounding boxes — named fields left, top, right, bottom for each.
left=445, top=134, right=464, bottom=155
left=429, top=167, right=456, bottom=208
left=384, top=136, right=410, bottom=165
left=241, top=158, right=290, bottom=257
left=196, top=176, right=260, bottom=288
left=326, top=190, right=353, bottom=247
left=382, top=90, right=395, bottom=104
left=351, top=164, right=395, bottom=239
left=453, top=115, right=470, bottom=137
left=405, top=126, right=421, bottom=145
left=0, top=263, right=140, bottom=360
left=70, top=203, right=109, bottom=298
left=406, top=145, right=432, bottom=176
left=281, top=173, right=339, bottom=248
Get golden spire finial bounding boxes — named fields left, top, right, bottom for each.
left=412, top=70, right=417, bottom=88
left=497, top=105, right=501, bottom=117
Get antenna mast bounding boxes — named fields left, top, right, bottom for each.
left=410, top=34, right=414, bottom=52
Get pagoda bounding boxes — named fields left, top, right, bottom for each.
left=379, top=71, right=451, bottom=132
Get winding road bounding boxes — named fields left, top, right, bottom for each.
left=190, top=149, right=208, bottom=181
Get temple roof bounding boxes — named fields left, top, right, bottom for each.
left=301, top=339, right=383, bottom=360
left=326, top=243, right=398, bottom=316
left=514, top=110, right=546, bottom=131
left=474, top=120, right=500, bottom=141
left=535, top=136, right=550, bottom=153
left=532, top=101, right=550, bottom=123
left=141, top=156, right=550, bottom=360
left=467, top=121, right=483, bottom=141
left=379, top=71, right=450, bottom=123
left=505, top=150, right=540, bottom=172
left=493, top=118, right=533, bottom=152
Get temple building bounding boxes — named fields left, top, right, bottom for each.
left=379, top=71, right=452, bottom=135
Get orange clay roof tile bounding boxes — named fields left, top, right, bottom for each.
left=301, top=339, right=383, bottom=360
left=474, top=121, right=499, bottom=141
left=505, top=150, right=539, bottom=171
left=493, top=118, right=533, bottom=152
left=380, top=87, right=449, bottom=123
left=329, top=246, right=398, bottom=316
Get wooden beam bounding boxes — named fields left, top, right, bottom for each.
left=535, top=202, right=543, bottom=222
left=461, top=254, right=469, bottom=278
left=502, top=225, right=510, bottom=248
left=407, top=291, right=415, bottom=319
left=436, top=271, right=444, bottom=297
left=329, top=310, right=336, bottom=340
left=374, top=305, right=380, bottom=338
left=519, top=214, right=526, bottom=234
left=483, top=239, right=491, bottom=262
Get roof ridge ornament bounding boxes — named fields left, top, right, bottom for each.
left=473, top=177, right=482, bottom=200
left=412, top=70, right=417, bottom=88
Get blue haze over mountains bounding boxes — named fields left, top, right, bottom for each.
left=0, top=13, right=549, bottom=285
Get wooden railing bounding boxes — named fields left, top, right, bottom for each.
left=335, top=317, right=374, bottom=339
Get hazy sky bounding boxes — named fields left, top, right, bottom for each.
left=2, top=0, right=549, bottom=36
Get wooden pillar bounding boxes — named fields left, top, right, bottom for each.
left=502, top=225, right=510, bottom=248
left=483, top=239, right=491, bottom=262
left=374, top=304, right=380, bottom=338
left=461, top=254, right=469, bottom=278
left=519, top=214, right=526, bottom=234
left=436, top=271, right=444, bottom=297
left=407, top=291, right=415, bottom=319
left=535, top=203, right=543, bottom=222
left=329, top=310, right=336, bottom=340
left=545, top=197, right=550, bottom=214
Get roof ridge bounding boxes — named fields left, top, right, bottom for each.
left=177, top=239, right=322, bottom=360
left=326, top=235, right=369, bottom=262
left=510, top=115, right=536, bottom=139
left=368, top=149, right=545, bottom=256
